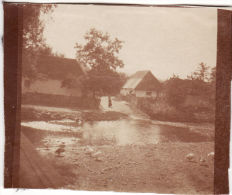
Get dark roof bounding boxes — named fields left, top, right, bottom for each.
left=36, top=55, right=85, bottom=80
left=122, top=70, right=161, bottom=91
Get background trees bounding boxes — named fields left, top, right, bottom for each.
left=74, top=28, right=125, bottom=97
left=187, top=62, right=212, bottom=82
left=165, top=63, right=216, bottom=108
left=164, top=77, right=186, bottom=108
left=22, top=4, right=56, bottom=81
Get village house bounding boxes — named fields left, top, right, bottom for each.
left=22, top=55, right=89, bottom=107
left=120, top=70, right=162, bottom=98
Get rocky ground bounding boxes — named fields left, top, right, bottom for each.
left=64, top=142, right=214, bottom=194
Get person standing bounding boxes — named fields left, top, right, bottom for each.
left=108, top=96, right=112, bottom=108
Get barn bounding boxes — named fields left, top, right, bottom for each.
left=120, top=70, right=162, bottom=98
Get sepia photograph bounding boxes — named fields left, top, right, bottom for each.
left=3, top=3, right=232, bottom=194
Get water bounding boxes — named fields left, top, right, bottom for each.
left=21, top=120, right=81, bottom=132
left=81, top=119, right=212, bottom=145
left=21, top=118, right=212, bottom=147
left=21, top=97, right=213, bottom=147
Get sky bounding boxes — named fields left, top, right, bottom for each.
left=42, top=5, right=217, bottom=80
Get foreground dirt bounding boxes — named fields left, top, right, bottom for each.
left=27, top=134, right=213, bottom=194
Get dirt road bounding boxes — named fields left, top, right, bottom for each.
left=100, top=96, right=148, bottom=119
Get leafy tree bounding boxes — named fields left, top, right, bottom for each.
left=164, top=64, right=216, bottom=113
left=165, top=77, right=187, bottom=108
left=79, top=70, right=126, bottom=97
left=209, top=67, right=216, bottom=83
left=74, top=28, right=124, bottom=97
left=207, top=66, right=216, bottom=105
left=188, top=62, right=210, bottom=82
left=23, top=4, right=56, bottom=49
left=22, top=4, right=56, bottom=81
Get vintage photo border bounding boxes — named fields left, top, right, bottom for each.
left=3, top=3, right=232, bottom=194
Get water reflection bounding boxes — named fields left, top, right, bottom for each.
left=81, top=120, right=160, bottom=145
left=21, top=118, right=212, bottom=147
left=81, top=119, right=212, bottom=146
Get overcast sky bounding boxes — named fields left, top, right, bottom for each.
left=42, top=5, right=217, bottom=80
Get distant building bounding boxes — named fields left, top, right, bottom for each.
left=120, top=70, right=162, bottom=98
left=21, top=55, right=91, bottom=108
left=22, top=55, right=86, bottom=97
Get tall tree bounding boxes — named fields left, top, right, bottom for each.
left=74, top=28, right=125, bottom=97
left=22, top=4, right=56, bottom=49
left=208, top=66, right=216, bottom=105
left=22, top=4, right=56, bottom=81
left=188, top=62, right=210, bottom=82
left=209, top=66, right=216, bottom=83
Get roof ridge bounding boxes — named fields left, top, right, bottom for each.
left=122, top=70, right=150, bottom=89
left=38, top=54, right=77, bottom=61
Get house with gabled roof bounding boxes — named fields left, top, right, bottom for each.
left=22, top=55, right=86, bottom=97
left=120, top=70, right=162, bottom=98
left=21, top=55, right=95, bottom=108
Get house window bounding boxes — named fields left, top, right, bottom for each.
left=146, top=91, right=152, bottom=96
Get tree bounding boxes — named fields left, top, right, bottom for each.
left=79, top=70, right=125, bottom=97
left=74, top=28, right=125, bottom=97
left=188, top=62, right=210, bottom=82
left=209, top=67, right=216, bottom=83
left=22, top=4, right=56, bottom=81
left=165, top=77, right=187, bottom=108
left=22, top=4, right=56, bottom=49
left=207, top=66, right=216, bottom=105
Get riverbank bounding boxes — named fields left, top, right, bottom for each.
left=20, top=101, right=214, bottom=193
left=20, top=126, right=214, bottom=194
left=21, top=104, right=128, bottom=122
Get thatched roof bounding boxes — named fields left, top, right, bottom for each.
left=35, top=55, right=85, bottom=80
left=122, top=70, right=161, bottom=91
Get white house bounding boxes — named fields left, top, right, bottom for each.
left=120, top=70, right=162, bottom=98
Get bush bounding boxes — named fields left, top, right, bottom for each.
left=164, top=78, right=187, bottom=108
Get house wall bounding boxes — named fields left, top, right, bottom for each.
left=135, top=90, right=157, bottom=98
left=120, top=88, right=134, bottom=96
left=22, top=78, right=82, bottom=97
left=120, top=88, right=159, bottom=98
